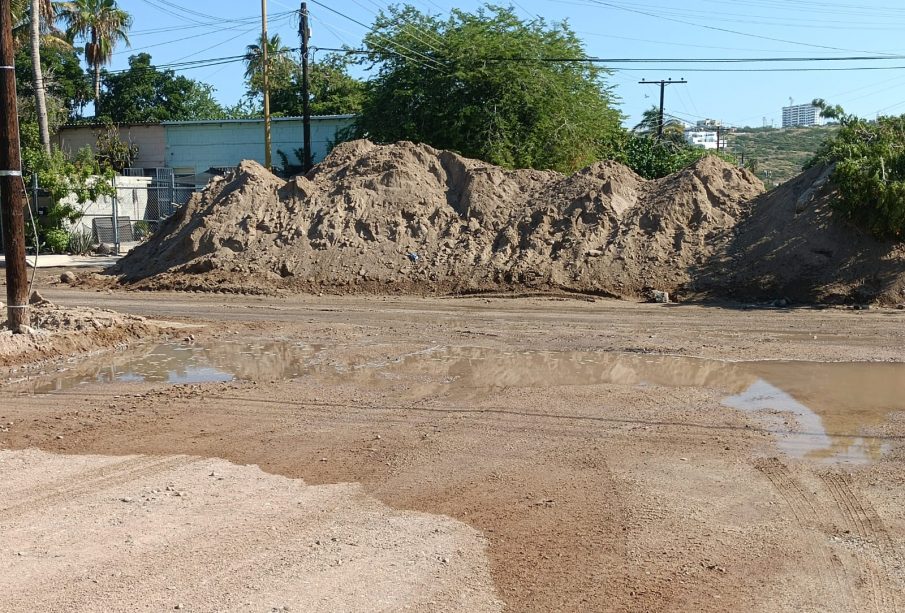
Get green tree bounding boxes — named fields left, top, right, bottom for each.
left=808, top=101, right=905, bottom=239
left=15, top=42, right=90, bottom=120
left=243, top=33, right=294, bottom=98
left=352, top=4, right=623, bottom=173
left=634, top=105, right=686, bottom=145
left=267, top=53, right=364, bottom=116
left=59, top=0, right=132, bottom=115
left=12, top=0, right=64, bottom=153
left=98, top=53, right=225, bottom=122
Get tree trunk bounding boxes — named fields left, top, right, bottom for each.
left=93, top=61, right=100, bottom=113
left=30, top=0, right=50, bottom=154
left=91, top=29, right=100, bottom=115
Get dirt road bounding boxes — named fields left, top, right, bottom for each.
left=3, top=287, right=905, bottom=611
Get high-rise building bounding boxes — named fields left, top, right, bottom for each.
left=782, top=103, right=824, bottom=128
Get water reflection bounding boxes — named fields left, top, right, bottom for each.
left=5, top=342, right=904, bottom=464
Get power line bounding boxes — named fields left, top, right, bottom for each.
left=306, top=0, right=447, bottom=71
left=580, top=0, right=899, bottom=56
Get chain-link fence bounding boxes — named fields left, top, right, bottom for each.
left=17, top=168, right=204, bottom=256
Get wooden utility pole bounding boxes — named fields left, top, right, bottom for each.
left=300, top=2, right=312, bottom=172
left=0, top=0, right=29, bottom=331
left=639, top=78, right=687, bottom=139
left=262, top=0, right=272, bottom=169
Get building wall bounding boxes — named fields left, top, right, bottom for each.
left=685, top=130, right=719, bottom=150
left=56, top=124, right=166, bottom=168
left=163, top=116, right=354, bottom=176
left=782, top=104, right=824, bottom=128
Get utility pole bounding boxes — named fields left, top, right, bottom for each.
left=0, top=0, right=29, bottom=331
left=300, top=2, right=312, bottom=172
left=639, top=78, right=687, bottom=139
left=262, top=0, right=272, bottom=170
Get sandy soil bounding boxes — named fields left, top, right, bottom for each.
left=0, top=449, right=500, bottom=613
left=2, top=287, right=905, bottom=611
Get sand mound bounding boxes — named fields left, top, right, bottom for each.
left=0, top=295, right=161, bottom=368
left=115, top=140, right=763, bottom=298
left=697, top=164, right=905, bottom=304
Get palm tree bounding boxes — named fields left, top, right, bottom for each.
left=11, top=0, right=59, bottom=153
left=243, top=33, right=293, bottom=96
left=58, top=0, right=131, bottom=115
left=634, top=105, right=686, bottom=144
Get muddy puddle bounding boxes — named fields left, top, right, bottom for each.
left=7, top=340, right=321, bottom=393
left=5, top=341, right=904, bottom=464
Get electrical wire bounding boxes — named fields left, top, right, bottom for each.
left=579, top=0, right=899, bottom=56
left=306, top=0, right=448, bottom=72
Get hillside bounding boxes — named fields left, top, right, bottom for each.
left=725, top=125, right=839, bottom=188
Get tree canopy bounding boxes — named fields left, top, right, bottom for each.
left=58, top=0, right=132, bottom=111
left=98, top=53, right=226, bottom=122
left=808, top=101, right=905, bottom=239
left=350, top=5, right=623, bottom=173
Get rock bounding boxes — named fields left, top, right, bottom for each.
left=59, top=271, right=77, bottom=284
left=29, top=291, right=49, bottom=305
left=651, top=290, right=669, bottom=304
left=771, top=298, right=789, bottom=308
left=95, top=243, right=111, bottom=255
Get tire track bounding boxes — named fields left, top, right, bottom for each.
left=754, top=458, right=857, bottom=612
left=0, top=455, right=198, bottom=522
left=820, top=470, right=901, bottom=613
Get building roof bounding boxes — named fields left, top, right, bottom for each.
left=60, top=115, right=355, bottom=129
left=161, top=115, right=355, bottom=126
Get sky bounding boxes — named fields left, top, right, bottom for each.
left=105, top=0, right=905, bottom=128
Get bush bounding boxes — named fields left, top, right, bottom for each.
left=614, top=134, right=737, bottom=180
left=44, top=228, right=70, bottom=254
left=133, top=220, right=151, bottom=240
left=807, top=102, right=905, bottom=239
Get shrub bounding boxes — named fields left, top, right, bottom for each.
left=615, top=134, right=737, bottom=180
left=807, top=101, right=905, bottom=239
left=44, top=228, right=70, bottom=254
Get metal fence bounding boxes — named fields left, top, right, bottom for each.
left=19, top=167, right=205, bottom=255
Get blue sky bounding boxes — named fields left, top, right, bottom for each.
left=107, top=0, right=905, bottom=128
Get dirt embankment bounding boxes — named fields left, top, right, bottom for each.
left=112, top=139, right=905, bottom=304
left=697, top=164, right=905, bottom=305
left=0, top=293, right=162, bottom=369
left=114, top=140, right=763, bottom=299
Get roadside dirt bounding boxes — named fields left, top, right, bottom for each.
left=2, top=288, right=904, bottom=612
left=0, top=448, right=500, bottom=612
left=0, top=291, right=165, bottom=369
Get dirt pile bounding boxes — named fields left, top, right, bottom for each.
left=697, top=163, right=905, bottom=304
left=0, top=294, right=160, bottom=367
left=116, top=140, right=763, bottom=298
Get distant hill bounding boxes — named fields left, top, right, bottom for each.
left=724, top=125, right=839, bottom=188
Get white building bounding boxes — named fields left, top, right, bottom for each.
left=782, top=103, right=824, bottom=128
left=685, top=130, right=719, bottom=150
